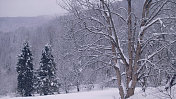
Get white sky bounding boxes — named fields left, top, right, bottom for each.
left=0, top=0, right=68, bottom=17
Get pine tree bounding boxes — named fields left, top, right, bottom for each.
left=16, top=42, right=34, bottom=96
left=37, top=44, right=58, bottom=95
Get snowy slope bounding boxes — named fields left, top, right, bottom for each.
left=1, top=87, right=176, bottom=99
left=1, top=88, right=120, bottom=99
left=129, top=87, right=176, bottom=99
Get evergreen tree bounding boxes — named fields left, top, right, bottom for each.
left=16, top=42, right=34, bottom=96
left=37, top=44, right=58, bottom=95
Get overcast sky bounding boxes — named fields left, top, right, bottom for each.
left=0, top=0, right=67, bottom=17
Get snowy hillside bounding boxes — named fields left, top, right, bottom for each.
left=1, top=88, right=119, bottom=99
left=1, top=87, right=176, bottom=99
left=0, top=16, right=51, bottom=32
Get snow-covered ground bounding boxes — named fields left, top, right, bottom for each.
left=1, top=88, right=120, bottom=99
left=1, top=87, right=176, bottom=99
left=129, top=87, right=176, bottom=99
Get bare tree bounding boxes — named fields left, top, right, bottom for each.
left=58, top=0, right=176, bottom=98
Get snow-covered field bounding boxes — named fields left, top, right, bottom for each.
left=129, top=87, right=176, bottom=99
left=1, top=88, right=119, bottom=99
left=1, top=87, right=175, bottom=99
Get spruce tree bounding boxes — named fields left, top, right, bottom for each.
left=37, top=44, right=58, bottom=95
left=16, top=42, right=34, bottom=96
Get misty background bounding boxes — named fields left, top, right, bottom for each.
left=0, top=0, right=117, bottom=95
left=0, top=0, right=67, bottom=17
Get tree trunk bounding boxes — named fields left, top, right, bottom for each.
left=126, top=88, right=135, bottom=98
left=114, top=67, right=125, bottom=99
left=76, top=82, right=80, bottom=92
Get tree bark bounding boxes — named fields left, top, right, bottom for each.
left=114, top=66, right=125, bottom=99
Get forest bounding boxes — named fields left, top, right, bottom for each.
left=0, top=0, right=176, bottom=99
